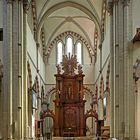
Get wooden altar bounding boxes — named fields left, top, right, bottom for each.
left=54, top=54, right=86, bottom=137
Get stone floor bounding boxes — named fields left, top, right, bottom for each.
left=52, top=136, right=97, bottom=140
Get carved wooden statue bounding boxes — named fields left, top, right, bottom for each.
left=61, top=53, right=78, bottom=75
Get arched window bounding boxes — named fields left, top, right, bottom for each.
left=57, top=42, right=63, bottom=64
left=66, top=37, right=73, bottom=55
left=56, top=34, right=84, bottom=65
left=76, top=42, right=82, bottom=64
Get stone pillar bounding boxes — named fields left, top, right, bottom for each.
left=114, top=1, right=120, bottom=139
left=112, top=0, right=135, bottom=139
left=98, top=98, right=104, bottom=120
left=123, top=1, right=130, bottom=139
left=122, top=0, right=135, bottom=139
left=2, top=0, right=27, bottom=139
left=2, top=0, right=13, bottom=139
left=23, top=1, right=29, bottom=139
left=107, top=1, right=114, bottom=138
left=113, top=1, right=125, bottom=139
left=12, top=1, right=22, bottom=139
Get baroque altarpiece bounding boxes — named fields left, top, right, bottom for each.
left=54, top=54, right=86, bottom=137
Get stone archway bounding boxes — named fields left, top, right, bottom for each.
left=133, top=58, right=140, bottom=139
left=85, top=109, right=98, bottom=136
left=40, top=106, right=55, bottom=138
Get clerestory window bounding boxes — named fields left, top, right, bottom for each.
left=76, top=42, right=82, bottom=64
left=57, top=36, right=82, bottom=64
left=57, top=41, right=63, bottom=64
left=66, top=37, right=73, bottom=56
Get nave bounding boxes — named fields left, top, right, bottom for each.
left=0, top=0, right=140, bottom=140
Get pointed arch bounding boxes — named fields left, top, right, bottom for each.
left=133, top=58, right=140, bottom=83
left=37, top=1, right=102, bottom=43
left=75, top=41, right=82, bottom=64
left=66, top=36, right=73, bottom=55
left=45, top=87, right=56, bottom=104
left=27, top=61, right=32, bottom=89
left=99, top=76, right=104, bottom=99
left=57, top=41, right=63, bottom=64
left=31, top=0, right=37, bottom=40
left=46, top=31, right=93, bottom=58
left=106, top=62, right=110, bottom=92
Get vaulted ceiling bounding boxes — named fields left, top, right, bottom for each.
left=28, top=0, right=107, bottom=58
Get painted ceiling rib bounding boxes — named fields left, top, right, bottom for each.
left=44, top=19, right=94, bottom=57
left=45, top=20, right=67, bottom=49
left=72, top=20, right=93, bottom=52
left=37, top=1, right=102, bottom=43
left=87, top=0, right=101, bottom=22
left=44, top=16, right=94, bottom=49
left=37, top=0, right=51, bottom=21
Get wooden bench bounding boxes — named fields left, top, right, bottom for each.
left=101, top=126, right=110, bottom=140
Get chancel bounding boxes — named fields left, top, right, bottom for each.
left=0, top=0, right=140, bottom=140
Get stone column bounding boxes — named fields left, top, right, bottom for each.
left=122, top=0, right=135, bottom=139
left=2, top=0, right=13, bottom=139
left=113, top=1, right=125, bottom=139
left=114, top=1, right=120, bottom=139
left=107, top=1, right=114, bottom=138
left=98, top=98, right=104, bottom=120
left=113, top=0, right=134, bottom=139
left=2, top=0, right=27, bottom=139
left=23, top=1, right=29, bottom=139
left=12, top=1, right=22, bottom=139
left=122, top=2, right=130, bottom=139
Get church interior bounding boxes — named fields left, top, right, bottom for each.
left=0, top=0, right=140, bottom=140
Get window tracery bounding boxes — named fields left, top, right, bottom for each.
left=57, top=36, right=83, bottom=64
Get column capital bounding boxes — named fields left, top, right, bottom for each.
left=107, top=0, right=114, bottom=15
left=121, top=0, right=130, bottom=6
left=23, top=0, right=31, bottom=13
left=113, top=0, right=119, bottom=4
left=6, top=0, right=14, bottom=4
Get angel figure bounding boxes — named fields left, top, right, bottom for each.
left=78, top=64, right=83, bottom=74
left=56, top=64, right=61, bottom=74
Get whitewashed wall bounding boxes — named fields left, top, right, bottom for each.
left=94, top=13, right=111, bottom=126
left=132, top=42, right=140, bottom=139
left=132, top=0, right=140, bottom=36
left=27, top=23, right=46, bottom=122
left=132, top=2, right=140, bottom=138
